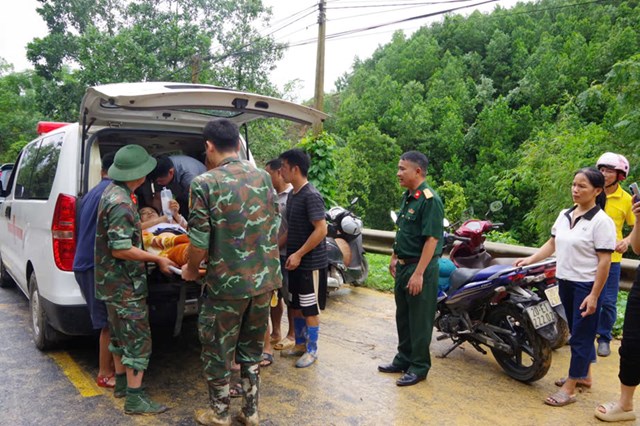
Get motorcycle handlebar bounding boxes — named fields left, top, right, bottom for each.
left=444, top=233, right=471, bottom=244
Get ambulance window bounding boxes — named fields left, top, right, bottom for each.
left=14, top=140, right=41, bottom=199
left=30, top=133, right=63, bottom=199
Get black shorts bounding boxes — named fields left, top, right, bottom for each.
left=287, top=268, right=327, bottom=316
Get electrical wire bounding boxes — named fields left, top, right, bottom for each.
left=326, top=0, right=494, bottom=8
left=287, top=0, right=499, bottom=47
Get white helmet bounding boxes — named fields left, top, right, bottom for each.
left=597, top=152, right=630, bottom=181
left=340, top=215, right=362, bottom=236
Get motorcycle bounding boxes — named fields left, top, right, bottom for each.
left=440, top=203, right=569, bottom=349
left=390, top=205, right=559, bottom=382
left=434, top=259, right=557, bottom=382
left=326, top=198, right=369, bottom=292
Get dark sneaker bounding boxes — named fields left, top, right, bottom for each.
left=195, top=408, right=231, bottom=425
left=597, top=341, right=611, bottom=357
left=124, top=389, right=168, bottom=415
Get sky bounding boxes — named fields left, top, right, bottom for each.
left=0, top=0, right=521, bottom=102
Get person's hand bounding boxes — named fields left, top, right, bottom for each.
left=615, top=239, right=629, bottom=253
left=169, top=199, right=182, bottom=221
left=156, top=257, right=177, bottom=276
left=407, top=272, right=423, bottom=296
left=389, top=257, right=397, bottom=278
left=579, top=293, right=598, bottom=317
left=285, top=252, right=301, bottom=270
left=181, top=264, right=199, bottom=281
left=513, top=256, right=532, bottom=267
left=633, top=199, right=640, bottom=220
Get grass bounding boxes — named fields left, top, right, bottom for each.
left=363, top=253, right=394, bottom=292
left=363, top=252, right=630, bottom=337
left=613, top=290, right=628, bottom=338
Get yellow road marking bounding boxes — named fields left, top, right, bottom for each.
left=48, top=351, right=103, bottom=397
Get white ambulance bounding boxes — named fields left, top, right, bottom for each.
left=0, top=82, right=326, bottom=350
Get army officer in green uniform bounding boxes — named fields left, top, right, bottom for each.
left=378, top=151, right=444, bottom=387
left=95, top=144, right=176, bottom=414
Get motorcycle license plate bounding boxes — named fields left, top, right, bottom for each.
left=544, top=285, right=562, bottom=307
left=526, top=301, right=556, bottom=330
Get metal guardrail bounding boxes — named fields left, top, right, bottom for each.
left=362, top=228, right=638, bottom=292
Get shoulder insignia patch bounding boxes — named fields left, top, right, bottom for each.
left=423, top=189, right=433, bottom=199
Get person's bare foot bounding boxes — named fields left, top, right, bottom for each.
left=270, top=333, right=282, bottom=344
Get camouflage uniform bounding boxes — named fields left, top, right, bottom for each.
left=95, top=181, right=151, bottom=371
left=189, top=157, right=281, bottom=420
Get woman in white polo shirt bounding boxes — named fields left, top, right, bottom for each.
left=516, top=167, right=616, bottom=407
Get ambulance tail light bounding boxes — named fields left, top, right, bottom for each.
left=52, top=194, right=76, bottom=271
left=37, top=121, right=71, bottom=135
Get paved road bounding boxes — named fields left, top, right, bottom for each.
left=0, top=284, right=636, bottom=425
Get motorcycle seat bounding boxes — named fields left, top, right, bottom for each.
left=448, top=268, right=482, bottom=293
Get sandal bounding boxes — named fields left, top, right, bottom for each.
left=544, top=390, right=576, bottom=407
left=273, top=338, right=295, bottom=351
left=595, top=401, right=636, bottom=422
left=554, top=377, right=592, bottom=390
left=230, top=383, right=244, bottom=398
left=96, top=374, right=115, bottom=388
left=260, top=352, right=274, bottom=367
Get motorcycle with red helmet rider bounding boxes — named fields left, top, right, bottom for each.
left=325, top=197, right=369, bottom=292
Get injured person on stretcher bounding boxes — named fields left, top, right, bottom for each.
left=140, top=206, right=190, bottom=266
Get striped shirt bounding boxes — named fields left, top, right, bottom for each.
left=286, top=182, right=328, bottom=270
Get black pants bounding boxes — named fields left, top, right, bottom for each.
left=619, top=269, right=640, bottom=387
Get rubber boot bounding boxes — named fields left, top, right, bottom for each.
left=237, top=363, right=260, bottom=426
left=194, top=380, right=231, bottom=426
left=124, top=387, right=168, bottom=415
left=114, top=373, right=127, bottom=398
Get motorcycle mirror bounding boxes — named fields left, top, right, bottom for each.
left=443, top=218, right=450, bottom=227
left=350, top=197, right=359, bottom=206
left=489, top=201, right=503, bottom=212
left=390, top=211, right=398, bottom=223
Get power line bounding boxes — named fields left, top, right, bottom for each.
left=326, top=0, right=493, bottom=8
left=287, top=0, right=499, bottom=47
left=286, top=0, right=608, bottom=47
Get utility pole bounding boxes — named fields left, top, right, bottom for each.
left=191, top=54, right=201, bottom=84
left=313, top=0, right=326, bottom=134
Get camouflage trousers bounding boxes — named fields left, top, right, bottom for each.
left=198, top=291, right=270, bottom=381
left=106, top=300, right=151, bottom=371
left=199, top=292, right=270, bottom=419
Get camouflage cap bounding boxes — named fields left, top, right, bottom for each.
left=108, top=145, right=157, bottom=181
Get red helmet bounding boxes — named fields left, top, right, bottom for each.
left=597, top=152, right=629, bottom=181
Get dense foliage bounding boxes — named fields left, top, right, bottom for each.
left=325, top=0, right=640, bottom=240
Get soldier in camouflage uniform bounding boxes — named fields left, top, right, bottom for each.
left=95, top=144, right=177, bottom=415
left=182, top=118, right=281, bottom=426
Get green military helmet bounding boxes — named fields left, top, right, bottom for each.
left=108, top=144, right=157, bottom=181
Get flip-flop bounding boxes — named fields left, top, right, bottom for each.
left=544, top=390, right=576, bottom=407
left=595, top=401, right=636, bottom=422
left=260, top=352, right=274, bottom=367
left=554, top=377, right=592, bottom=390
left=274, top=338, right=295, bottom=351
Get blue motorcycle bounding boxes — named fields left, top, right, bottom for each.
left=435, top=243, right=558, bottom=382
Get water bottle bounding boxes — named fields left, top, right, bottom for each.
left=160, top=187, right=173, bottom=223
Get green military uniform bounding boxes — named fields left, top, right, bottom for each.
left=95, top=181, right=151, bottom=371
left=188, top=157, right=282, bottom=420
left=392, top=181, right=444, bottom=378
